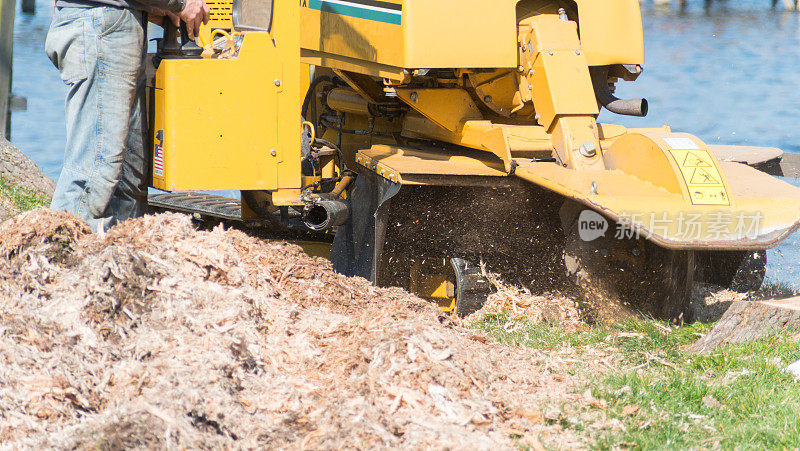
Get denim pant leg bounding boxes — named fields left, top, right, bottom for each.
left=46, top=6, right=146, bottom=232
left=111, top=66, right=149, bottom=222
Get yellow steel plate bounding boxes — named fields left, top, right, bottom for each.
left=515, top=161, right=800, bottom=250
left=668, top=149, right=729, bottom=206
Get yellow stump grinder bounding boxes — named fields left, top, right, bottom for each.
left=146, top=0, right=800, bottom=323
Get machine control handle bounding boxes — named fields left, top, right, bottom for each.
left=160, top=17, right=182, bottom=56
left=179, top=21, right=204, bottom=57
left=157, top=18, right=203, bottom=59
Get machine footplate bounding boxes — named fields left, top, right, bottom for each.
left=148, top=192, right=242, bottom=222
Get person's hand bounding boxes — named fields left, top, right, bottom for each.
left=148, top=8, right=180, bottom=27
left=180, top=0, right=210, bottom=40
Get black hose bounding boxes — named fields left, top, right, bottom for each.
left=312, top=138, right=349, bottom=173
left=301, top=76, right=334, bottom=119
left=319, top=116, right=374, bottom=136
left=590, top=67, right=648, bottom=117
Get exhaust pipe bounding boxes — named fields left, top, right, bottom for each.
left=590, top=67, right=648, bottom=117
left=303, top=199, right=350, bottom=231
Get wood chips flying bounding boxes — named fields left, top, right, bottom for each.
left=0, top=209, right=602, bottom=449
left=465, top=269, right=583, bottom=329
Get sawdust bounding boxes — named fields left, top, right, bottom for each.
left=466, top=269, right=583, bottom=329
left=0, top=209, right=616, bottom=449
left=690, top=283, right=747, bottom=323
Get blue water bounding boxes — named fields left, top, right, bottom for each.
left=13, top=0, right=65, bottom=180
left=600, top=1, right=800, bottom=288
left=12, top=0, right=800, bottom=288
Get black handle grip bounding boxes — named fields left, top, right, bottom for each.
left=179, top=21, right=203, bottom=57
left=161, top=17, right=181, bottom=56
left=179, top=21, right=190, bottom=43
left=159, top=18, right=203, bottom=58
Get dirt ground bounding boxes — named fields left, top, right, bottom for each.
left=0, top=138, right=55, bottom=197
left=0, top=209, right=636, bottom=449
left=0, top=138, right=53, bottom=220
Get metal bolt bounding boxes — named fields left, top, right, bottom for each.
left=483, top=95, right=492, bottom=104
left=534, top=113, right=540, bottom=121
left=528, top=84, right=534, bottom=91
left=547, top=50, right=554, bottom=56
left=521, top=43, right=527, bottom=52
left=273, top=79, right=281, bottom=87
left=590, top=181, right=598, bottom=195
left=579, top=141, right=597, bottom=158
left=528, top=69, right=534, bottom=77
left=410, top=92, right=418, bottom=103
left=632, top=248, right=642, bottom=257
left=270, top=149, right=277, bottom=156
left=518, top=65, right=525, bottom=73
left=575, top=50, right=581, bottom=55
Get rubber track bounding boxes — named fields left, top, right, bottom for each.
left=148, top=192, right=242, bottom=222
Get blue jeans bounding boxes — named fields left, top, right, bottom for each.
left=45, top=6, right=148, bottom=232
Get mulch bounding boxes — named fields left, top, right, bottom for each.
left=0, top=209, right=602, bottom=449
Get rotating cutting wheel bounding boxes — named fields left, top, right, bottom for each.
left=450, top=258, right=493, bottom=317
left=376, top=183, right=564, bottom=317
left=563, top=217, right=696, bottom=325
left=379, top=254, right=493, bottom=317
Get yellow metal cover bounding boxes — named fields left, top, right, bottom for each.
left=515, top=133, right=800, bottom=250
left=574, top=0, right=645, bottom=66
left=300, top=0, right=518, bottom=74
left=151, top=6, right=301, bottom=192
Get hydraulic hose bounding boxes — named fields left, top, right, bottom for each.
left=301, top=76, right=334, bottom=119
left=590, top=67, right=648, bottom=117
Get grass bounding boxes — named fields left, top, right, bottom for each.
left=472, top=315, right=800, bottom=449
left=755, top=281, right=799, bottom=299
left=0, top=176, right=50, bottom=211
left=472, top=314, right=711, bottom=359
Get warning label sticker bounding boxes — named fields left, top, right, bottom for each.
left=663, top=137, right=700, bottom=150
left=669, top=149, right=730, bottom=205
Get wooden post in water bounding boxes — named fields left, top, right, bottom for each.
left=21, top=0, right=34, bottom=14
left=0, top=0, right=14, bottom=140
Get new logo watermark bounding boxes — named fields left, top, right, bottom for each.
left=578, top=210, right=609, bottom=241
left=577, top=209, right=764, bottom=242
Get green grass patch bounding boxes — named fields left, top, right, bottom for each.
left=0, top=176, right=50, bottom=211
left=472, top=315, right=800, bottom=448
left=472, top=314, right=711, bottom=362
left=595, top=332, right=800, bottom=449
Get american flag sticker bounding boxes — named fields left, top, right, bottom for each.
left=154, top=144, right=164, bottom=177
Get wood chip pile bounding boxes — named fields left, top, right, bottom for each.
left=0, top=209, right=587, bottom=449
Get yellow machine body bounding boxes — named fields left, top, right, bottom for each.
left=149, top=0, right=800, bottom=247
left=199, top=0, right=233, bottom=47
left=299, top=0, right=644, bottom=78
left=149, top=0, right=800, bottom=317
left=151, top=0, right=302, bottom=205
